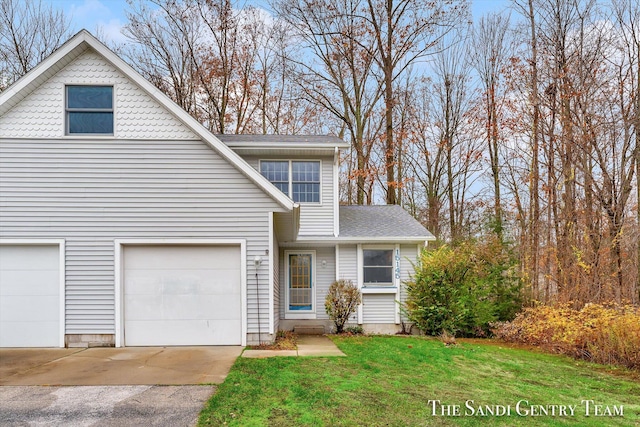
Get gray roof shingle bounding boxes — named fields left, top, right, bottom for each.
left=216, top=134, right=347, bottom=145
left=339, top=205, right=434, bottom=240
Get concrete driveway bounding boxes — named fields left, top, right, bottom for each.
left=0, top=346, right=242, bottom=385
left=0, top=346, right=243, bottom=426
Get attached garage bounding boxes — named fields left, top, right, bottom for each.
left=121, top=244, right=243, bottom=346
left=0, top=242, right=64, bottom=347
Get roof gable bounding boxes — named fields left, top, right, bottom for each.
left=0, top=30, right=295, bottom=212
left=0, top=49, right=197, bottom=140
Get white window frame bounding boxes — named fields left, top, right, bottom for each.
left=356, top=244, right=401, bottom=325
left=361, top=245, right=396, bottom=288
left=284, top=250, right=317, bottom=319
left=259, top=159, right=322, bottom=205
left=65, top=85, right=114, bottom=136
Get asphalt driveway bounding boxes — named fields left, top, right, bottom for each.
left=0, top=346, right=243, bottom=426
left=1, top=385, right=215, bottom=426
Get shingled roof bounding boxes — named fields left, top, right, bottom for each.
left=339, top=205, right=434, bottom=240
left=216, top=134, right=347, bottom=145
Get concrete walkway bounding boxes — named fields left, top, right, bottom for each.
left=242, top=335, right=345, bottom=358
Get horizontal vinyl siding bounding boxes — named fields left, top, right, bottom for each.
left=314, top=247, right=336, bottom=319
left=0, top=139, right=285, bottom=336
left=337, top=245, right=357, bottom=283
left=337, top=245, right=358, bottom=323
left=242, top=155, right=334, bottom=236
left=362, top=294, right=396, bottom=323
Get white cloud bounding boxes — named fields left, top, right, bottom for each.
left=95, top=19, right=128, bottom=44
left=64, top=0, right=127, bottom=44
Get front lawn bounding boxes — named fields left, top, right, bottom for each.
left=198, top=336, right=640, bottom=426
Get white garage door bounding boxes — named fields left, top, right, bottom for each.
left=0, top=244, right=61, bottom=347
left=123, top=245, right=242, bottom=346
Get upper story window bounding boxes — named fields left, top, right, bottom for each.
left=260, top=160, right=320, bottom=203
left=260, top=161, right=289, bottom=194
left=66, top=85, right=113, bottom=135
left=363, top=249, right=393, bottom=286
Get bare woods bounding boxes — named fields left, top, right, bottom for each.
left=1, top=0, right=638, bottom=306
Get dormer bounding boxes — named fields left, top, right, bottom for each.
left=218, top=135, right=349, bottom=238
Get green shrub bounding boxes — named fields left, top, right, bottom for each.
left=492, top=303, right=640, bottom=370
left=325, top=279, right=361, bottom=333
left=404, top=237, right=521, bottom=337
left=344, top=325, right=364, bottom=335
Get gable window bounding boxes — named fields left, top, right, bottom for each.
left=363, top=249, right=393, bottom=286
left=66, top=85, right=113, bottom=135
left=260, top=160, right=320, bottom=203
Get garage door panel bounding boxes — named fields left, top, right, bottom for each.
left=0, top=321, right=60, bottom=347
left=207, top=270, right=243, bottom=294
left=1, top=295, right=59, bottom=321
left=124, top=294, right=164, bottom=321
left=205, top=295, right=242, bottom=320
left=0, top=244, right=61, bottom=348
left=122, top=275, right=162, bottom=295
left=0, top=270, right=60, bottom=295
left=164, top=295, right=242, bottom=320
left=125, top=270, right=240, bottom=294
left=123, top=245, right=242, bottom=346
left=124, top=246, right=240, bottom=270
left=0, top=246, right=59, bottom=269
left=126, top=319, right=241, bottom=346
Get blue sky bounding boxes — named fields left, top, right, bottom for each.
left=44, top=0, right=512, bottom=44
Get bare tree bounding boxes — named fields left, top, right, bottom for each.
left=123, top=0, right=199, bottom=115
left=434, top=33, right=473, bottom=241
left=0, top=0, right=73, bottom=89
left=469, top=12, right=511, bottom=239
left=272, top=0, right=383, bottom=204
left=125, top=0, right=290, bottom=134
left=612, top=0, right=639, bottom=302
left=363, top=0, right=468, bottom=205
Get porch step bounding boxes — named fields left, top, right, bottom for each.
left=294, top=325, right=325, bottom=335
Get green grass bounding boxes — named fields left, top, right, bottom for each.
left=198, top=336, right=640, bottom=426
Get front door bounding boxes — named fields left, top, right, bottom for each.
left=286, top=252, right=315, bottom=318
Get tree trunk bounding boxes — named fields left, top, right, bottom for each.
left=526, top=0, right=540, bottom=301
left=488, top=85, right=503, bottom=239
left=384, top=0, right=396, bottom=205
left=636, top=48, right=640, bottom=303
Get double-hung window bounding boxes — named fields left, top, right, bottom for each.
left=66, top=85, right=114, bottom=135
left=363, top=249, right=394, bottom=286
left=260, top=161, right=289, bottom=194
left=260, top=160, right=320, bottom=203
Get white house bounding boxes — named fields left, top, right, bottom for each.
left=0, top=30, right=434, bottom=348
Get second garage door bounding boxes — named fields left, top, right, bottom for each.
left=123, top=245, right=242, bottom=346
left=0, top=244, right=62, bottom=347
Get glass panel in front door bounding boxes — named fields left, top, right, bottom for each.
left=289, top=254, right=312, bottom=311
